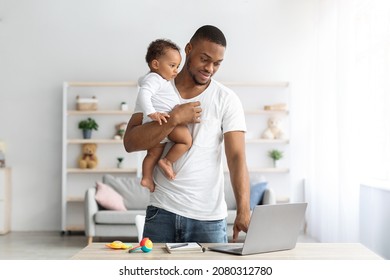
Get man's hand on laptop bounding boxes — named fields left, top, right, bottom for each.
left=232, top=213, right=250, bottom=242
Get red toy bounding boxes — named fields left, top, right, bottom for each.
left=128, top=237, right=153, bottom=253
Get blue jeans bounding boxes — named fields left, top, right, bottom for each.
left=143, top=205, right=228, bottom=243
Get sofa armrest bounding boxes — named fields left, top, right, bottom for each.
left=262, top=188, right=276, bottom=205
left=84, top=187, right=98, bottom=238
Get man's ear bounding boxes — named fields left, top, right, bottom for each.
left=185, top=43, right=192, bottom=55
left=150, top=59, right=159, bottom=70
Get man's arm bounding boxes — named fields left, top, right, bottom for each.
left=123, top=101, right=202, bottom=153
left=224, top=131, right=251, bottom=242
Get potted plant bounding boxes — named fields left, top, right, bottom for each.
left=268, top=149, right=283, bottom=168
left=78, top=117, right=99, bottom=139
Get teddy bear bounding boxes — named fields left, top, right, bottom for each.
left=261, top=116, right=285, bottom=140
left=113, top=122, right=127, bottom=140
left=79, top=143, right=98, bottom=169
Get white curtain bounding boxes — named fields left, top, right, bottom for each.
left=305, top=0, right=390, bottom=242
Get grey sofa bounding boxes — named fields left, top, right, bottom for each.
left=84, top=174, right=275, bottom=244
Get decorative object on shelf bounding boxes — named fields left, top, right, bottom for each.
left=76, top=95, right=98, bottom=111
left=117, top=157, right=124, bottom=168
left=264, top=103, right=287, bottom=111
left=120, top=101, right=128, bottom=111
left=78, top=117, right=99, bottom=139
left=113, top=122, right=127, bottom=140
left=261, top=116, right=285, bottom=140
left=0, top=140, right=5, bottom=168
left=268, top=149, right=283, bottom=168
left=79, top=143, right=98, bottom=169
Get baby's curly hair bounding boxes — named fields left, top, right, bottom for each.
left=145, top=39, right=180, bottom=65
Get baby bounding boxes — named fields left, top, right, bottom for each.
left=135, top=39, right=192, bottom=192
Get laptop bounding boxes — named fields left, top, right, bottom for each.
left=208, top=202, right=307, bottom=255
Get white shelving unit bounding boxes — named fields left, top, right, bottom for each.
left=0, top=168, right=11, bottom=235
left=61, top=81, right=140, bottom=233
left=61, top=80, right=291, bottom=233
left=222, top=82, right=291, bottom=201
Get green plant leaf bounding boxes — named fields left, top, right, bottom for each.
left=268, top=149, right=283, bottom=160
left=78, top=117, right=99, bottom=131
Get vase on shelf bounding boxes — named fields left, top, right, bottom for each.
left=117, top=157, right=124, bottom=168
left=82, top=129, right=92, bottom=139
left=120, top=102, right=128, bottom=111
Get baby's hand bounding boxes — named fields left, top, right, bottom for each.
left=148, top=112, right=170, bottom=125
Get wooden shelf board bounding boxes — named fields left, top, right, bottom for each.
left=248, top=168, right=290, bottom=173
left=67, top=139, right=123, bottom=144
left=221, top=81, right=289, bottom=87
left=68, top=138, right=288, bottom=144
left=245, top=109, right=289, bottom=115
left=225, top=168, right=289, bottom=173
left=67, top=197, right=84, bottom=203
left=66, top=81, right=137, bottom=87
left=67, top=168, right=137, bottom=174
left=245, top=139, right=289, bottom=144
left=67, top=110, right=133, bottom=115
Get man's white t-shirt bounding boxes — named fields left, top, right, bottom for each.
left=138, top=79, right=247, bottom=221
left=135, top=72, right=180, bottom=124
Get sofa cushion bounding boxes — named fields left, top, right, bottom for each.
left=224, top=174, right=268, bottom=210
left=250, top=181, right=268, bottom=210
left=95, top=181, right=126, bottom=211
left=103, top=174, right=150, bottom=210
left=95, top=210, right=147, bottom=224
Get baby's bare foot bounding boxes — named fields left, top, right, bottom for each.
left=158, top=158, right=176, bottom=180
left=141, top=177, right=155, bottom=192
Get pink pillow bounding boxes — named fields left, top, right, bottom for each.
left=95, top=181, right=126, bottom=211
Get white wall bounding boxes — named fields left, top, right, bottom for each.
left=360, top=185, right=390, bottom=259
left=0, top=0, right=317, bottom=230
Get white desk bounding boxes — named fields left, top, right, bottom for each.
left=71, top=242, right=383, bottom=260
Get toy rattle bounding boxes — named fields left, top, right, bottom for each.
left=105, top=240, right=132, bottom=250
left=128, top=237, right=153, bottom=253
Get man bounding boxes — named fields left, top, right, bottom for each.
left=124, top=25, right=250, bottom=243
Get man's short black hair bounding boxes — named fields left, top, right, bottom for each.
left=145, top=39, right=180, bottom=64
left=190, top=25, right=227, bottom=47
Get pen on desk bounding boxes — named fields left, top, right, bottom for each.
left=170, top=243, right=189, bottom=249
left=196, top=242, right=206, bottom=252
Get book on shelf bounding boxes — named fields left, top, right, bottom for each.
left=165, top=242, right=205, bottom=253
left=264, top=102, right=287, bottom=111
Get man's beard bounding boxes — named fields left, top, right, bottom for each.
left=186, top=58, right=210, bottom=86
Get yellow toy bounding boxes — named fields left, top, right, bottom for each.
left=105, top=240, right=132, bottom=250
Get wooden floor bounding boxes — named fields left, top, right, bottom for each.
left=0, top=231, right=88, bottom=260
left=0, top=231, right=317, bottom=260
